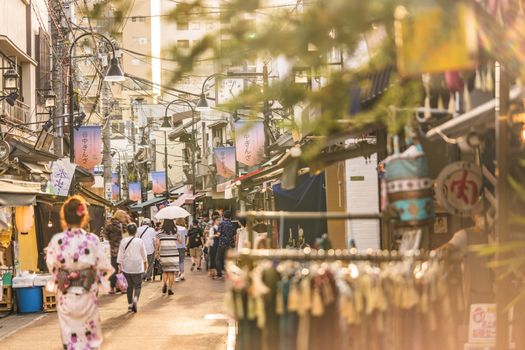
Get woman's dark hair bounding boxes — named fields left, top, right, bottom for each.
left=61, top=195, right=89, bottom=229
left=239, top=218, right=247, bottom=227
left=162, top=219, right=178, bottom=235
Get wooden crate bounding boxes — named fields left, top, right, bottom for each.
left=42, top=288, right=57, bottom=313
left=0, top=285, right=13, bottom=312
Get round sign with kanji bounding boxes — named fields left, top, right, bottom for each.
left=436, top=161, right=483, bottom=217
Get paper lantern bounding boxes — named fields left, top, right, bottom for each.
left=15, top=206, right=35, bottom=235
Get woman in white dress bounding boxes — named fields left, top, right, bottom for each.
left=46, top=195, right=114, bottom=350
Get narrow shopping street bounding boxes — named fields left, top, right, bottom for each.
left=0, top=271, right=230, bottom=350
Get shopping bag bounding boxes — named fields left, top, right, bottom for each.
left=116, top=273, right=128, bottom=292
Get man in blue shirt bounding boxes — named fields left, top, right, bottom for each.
left=215, top=210, right=237, bottom=279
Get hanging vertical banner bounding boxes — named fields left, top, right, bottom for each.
left=47, top=158, right=77, bottom=196
left=214, top=147, right=236, bottom=181
left=234, top=120, right=265, bottom=167
left=128, top=182, right=141, bottom=202
left=151, top=171, right=167, bottom=194
left=74, top=126, right=102, bottom=170
left=111, top=172, right=120, bottom=201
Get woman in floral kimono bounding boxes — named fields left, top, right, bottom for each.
left=46, top=195, right=114, bottom=350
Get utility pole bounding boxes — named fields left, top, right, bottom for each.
left=49, top=0, right=66, bottom=157
left=102, top=83, right=112, bottom=202
left=263, top=63, right=271, bottom=159
left=495, top=63, right=512, bottom=350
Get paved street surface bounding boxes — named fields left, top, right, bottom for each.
left=0, top=270, right=230, bottom=350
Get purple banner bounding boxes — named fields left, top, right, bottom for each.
left=112, top=172, right=120, bottom=201
left=214, top=147, right=236, bottom=182
left=74, top=126, right=102, bottom=170
left=128, top=182, right=141, bottom=202
left=151, top=171, right=166, bottom=194
left=234, top=120, right=265, bottom=167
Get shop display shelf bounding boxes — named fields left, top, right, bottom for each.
left=0, top=285, right=13, bottom=311
left=42, top=288, right=57, bottom=313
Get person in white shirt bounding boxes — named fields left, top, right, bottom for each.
left=137, top=219, right=157, bottom=281
left=117, top=223, right=147, bottom=313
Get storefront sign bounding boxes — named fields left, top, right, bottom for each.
left=105, top=183, right=112, bottom=202
left=48, top=158, right=76, bottom=196
left=436, top=161, right=482, bottom=217
left=74, top=126, right=102, bottom=170
left=214, top=147, right=236, bottom=182
left=128, top=182, right=141, bottom=202
left=234, top=120, right=265, bottom=167
left=224, top=183, right=234, bottom=199
left=468, top=304, right=496, bottom=344
left=217, top=180, right=232, bottom=193
left=151, top=171, right=166, bottom=194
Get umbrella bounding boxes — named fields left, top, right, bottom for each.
left=154, top=205, right=191, bottom=220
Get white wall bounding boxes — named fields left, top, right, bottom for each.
left=0, top=0, right=28, bottom=51
left=345, top=152, right=380, bottom=249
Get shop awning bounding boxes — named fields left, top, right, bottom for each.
left=129, top=196, right=166, bottom=211
left=171, top=192, right=205, bottom=206
left=5, top=136, right=59, bottom=163
left=426, top=85, right=522, bottom=141
left=21, top=161, right=50, bottom=175
left=75, top=166, right=95, bottom=183
left=113, top=198, right=135, bottom=209
left=208, top=119, right=229, bottom=128
left=0, top=181, right=38, bottom=206
left=77, top=187, right=112, bottom=208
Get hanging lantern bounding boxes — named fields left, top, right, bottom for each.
left=15, top=206, right=35, bottom=235
left=3, top=67, right=19, bottom=91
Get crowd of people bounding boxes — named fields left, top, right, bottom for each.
left=44, top=195, right=254, bottom=349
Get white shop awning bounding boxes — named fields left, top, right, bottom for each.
left=426, top=86, right=522, bottom=141
left=0, top=181, right=38, bottom=207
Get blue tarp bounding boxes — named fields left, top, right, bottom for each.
left=272, top=173, right=328, bottom=247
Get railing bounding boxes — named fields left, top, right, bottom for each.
left=0, top=99, right=30, bottom=124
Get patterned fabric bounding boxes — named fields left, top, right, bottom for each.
left=218, top=219, right=237, bottom=248
left=157, top=232, right=180, bottom=272
left=45, top=228, right=114, bottom=350
left=103, top=219, right=124, bottom=257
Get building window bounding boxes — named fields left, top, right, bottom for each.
left=177, top=20, right=189, bottom=30
left=35, top=29, right=51, bottom=92
left=211, top=126, right=224, bottom=147
left=177, top=40, right=190, bottom=48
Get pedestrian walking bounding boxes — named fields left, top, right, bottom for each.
left=137, top=218, right=157, bottom=281
left=117, top=223, right=147, bottom=313
left=45, top=195, right=114, bottom=350
left=175, top=218, right=188, bottom=281
left=103, top=209, right=129, bottom=294
left=207, top=216, right=220, bottom=278
left=215, top=210, right=237, bottom=280
left=155, top=219, right=181, bottom=295
left=236, top=218, right=248, bottom=252
left=187, top=219, right=204, bottom=271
